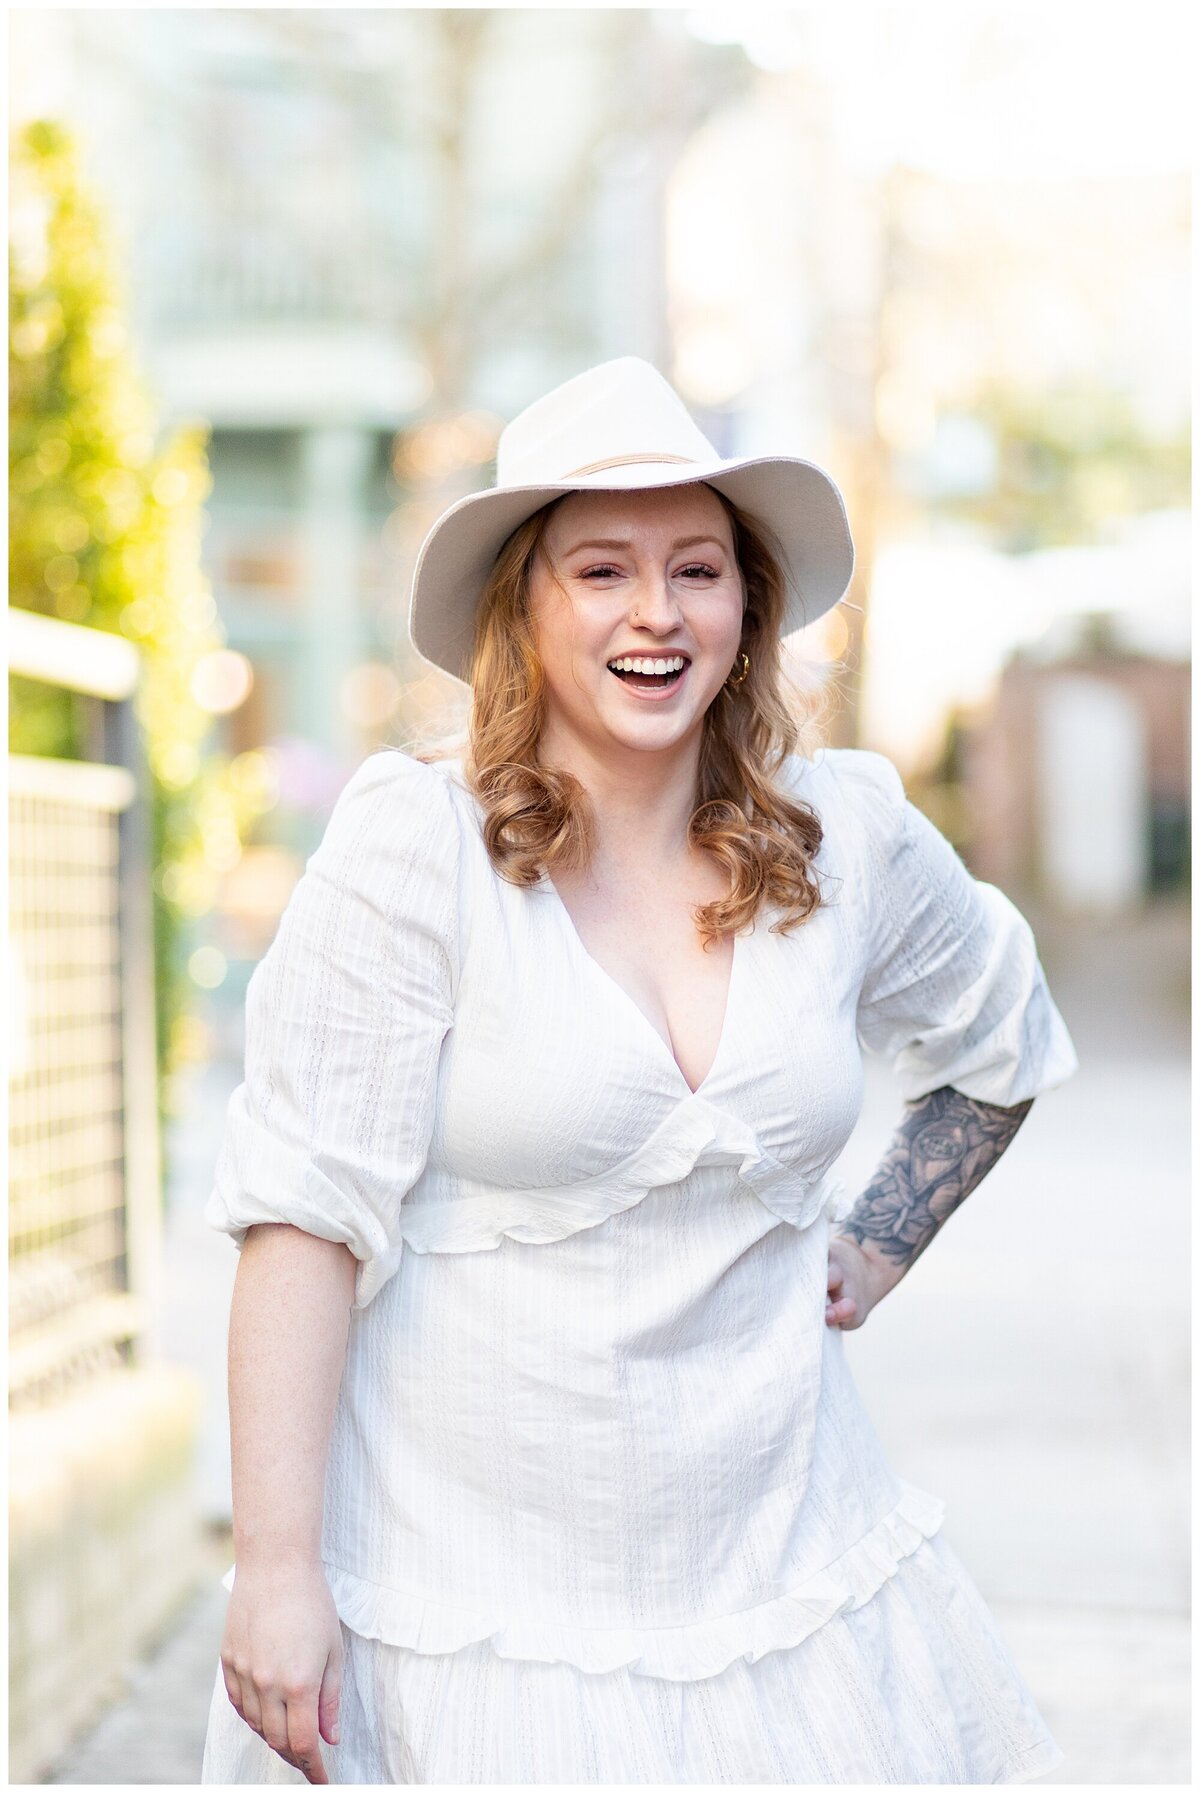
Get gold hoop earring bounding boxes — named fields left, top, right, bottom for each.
left=724, top=651, right=750, bottom=690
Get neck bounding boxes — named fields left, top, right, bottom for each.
left=537, top=728, right=703, bottom=873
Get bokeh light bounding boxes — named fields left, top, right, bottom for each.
left=393, top=410, right=503, bottom=483
left=339, top=661, right=403, bottom=730
left=187, top=945, right=227, bottom=990
left=190, top=649, right=253, bottom=715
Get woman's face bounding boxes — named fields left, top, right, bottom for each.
left=527, top=483, right=745, bottom=766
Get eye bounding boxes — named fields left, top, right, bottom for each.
left=577, top=561, right=722, bottom=581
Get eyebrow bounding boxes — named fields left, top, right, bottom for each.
left=561, top=535, right=728, bottom=555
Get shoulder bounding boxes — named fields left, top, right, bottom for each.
left=324, top=749, right=461, bottom=826
left=310, top=750, right=464, bottom=892
left=329, top=746, right=458, bottom=808
left=775, top=750, right=916, bottom=918
left=777, top=745, right=907, bottom=842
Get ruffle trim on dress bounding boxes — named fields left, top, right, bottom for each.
left=393, top=1096, right=854, bottom=1254
left=219, top=1479, right=946, bottom=1684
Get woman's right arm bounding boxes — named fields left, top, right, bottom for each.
left=206, top=755, right=464, bottom=1778
left=220, top=1221, right=357, bottom=1786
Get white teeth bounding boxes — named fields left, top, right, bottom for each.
left=607, top=655, right=687, bottom=673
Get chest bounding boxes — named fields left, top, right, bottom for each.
left=430, top=857, right=868, bottom=1193
left=546, top=863, right=735, bottom=1099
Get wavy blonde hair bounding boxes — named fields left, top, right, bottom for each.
left=415, top=484, right=839, bottom=946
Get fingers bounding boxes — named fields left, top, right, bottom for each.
left=318, top=1649, right=343, bottom=1749
left=286, top=1691, right=330, bottom=1784
left=826, top=1257, right=851, bottom=1324
left=258, top=1688, right=292, bottom=1763
left=237, top=1669, right=264, bottom=1744
left=257, top=1685, right=328, bottom=1784
left=224, top=1662, right=328, bottom=1784
left=828, top=1252, right=868, bottom=1329
left=825, top=1294, right=857, bottom=1327
left=220, top=1658, right=242, bottom=1720
left=221, top=1659, right=252, bottom=1740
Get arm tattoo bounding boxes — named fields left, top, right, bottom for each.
left=838, top=1085, right=1034, bottom=1279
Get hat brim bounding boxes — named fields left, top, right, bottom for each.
left=406, top=454, right=855, bottom=686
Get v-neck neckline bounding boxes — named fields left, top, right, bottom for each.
left=437, top=757, right=746, bottom=1099
left=539, top=871, right=744, bottom=1099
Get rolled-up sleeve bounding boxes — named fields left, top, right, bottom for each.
left=204, top=751, right=460, bottom=1310
left=838, top=749, right=1079, bottom=1106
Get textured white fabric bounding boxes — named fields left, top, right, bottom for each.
left=202, top=745, right=1077, bottom=1784
left=201, top=1530, right=1064, bottom=1784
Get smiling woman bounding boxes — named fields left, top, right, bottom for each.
left=456, top=476, right=809, bottom=1094
left=459, top=472, right=832, bottom=954
left=201, top=357, right=1078, bottom=1786
left=537, top=493, right=740, bottom=714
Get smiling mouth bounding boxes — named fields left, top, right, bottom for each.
left=606, top=655, right=690, bottom=691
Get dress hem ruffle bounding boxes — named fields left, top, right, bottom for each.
left=1005, top=1739, right=1067, bottom=1785
left=220, top=1478, right=946, bottom=1684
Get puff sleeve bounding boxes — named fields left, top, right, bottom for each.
left=833, top=749, right=1079, bottom=1106
left=204, top=751, right=460, bottom=1310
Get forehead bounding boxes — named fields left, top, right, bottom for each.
left=544, top=482, right=733, bottom=548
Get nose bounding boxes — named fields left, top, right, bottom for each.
left=628, top=570, right=683, bottom=635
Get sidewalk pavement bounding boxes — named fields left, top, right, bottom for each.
left=44, top=898, right=1190, bottom=1784
left=835, top=895, right=1190, bottom=1784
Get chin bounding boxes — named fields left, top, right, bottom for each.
left=601, top=716, right=697, bottom=752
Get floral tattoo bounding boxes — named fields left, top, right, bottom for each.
left=838, top=1085, right=1034, bottom=1278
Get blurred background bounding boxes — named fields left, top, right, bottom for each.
left=7, top=6, right=1190, bottom=1783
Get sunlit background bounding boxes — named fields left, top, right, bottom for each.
left=7, top=6, right=1191, bottom=1784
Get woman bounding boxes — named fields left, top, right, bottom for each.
left=201, top=357, right=1078, bottom=1785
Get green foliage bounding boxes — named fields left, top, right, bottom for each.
left=948, top=378, right=1190, bottom=551
left=9, top=117, right=266, bottom=1097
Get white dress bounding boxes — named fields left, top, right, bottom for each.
left=201, top=744, right=1078, bottom=1785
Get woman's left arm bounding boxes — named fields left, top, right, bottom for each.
left=825, top=1084, right=1034, bottom=1330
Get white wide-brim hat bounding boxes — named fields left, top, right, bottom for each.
left=407, top=356, right=855, bottom=686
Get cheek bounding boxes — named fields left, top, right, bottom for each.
left=531, top=611, right=601, bottom=704
left=529, top=593, right=580, bottom=674
left=698, top=591, right=746, bottom=653
left=550, top=606, right=612, bottom=678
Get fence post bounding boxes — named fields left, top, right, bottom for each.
left=104, top=678, right=164, bottom=1359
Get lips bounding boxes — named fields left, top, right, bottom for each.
left=607, top=658, right=691, bottom=698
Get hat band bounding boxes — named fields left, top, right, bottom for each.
left=559, top=452, right=700, bottom=478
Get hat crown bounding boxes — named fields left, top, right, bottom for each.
left=496, top=356, right=717, bottom=487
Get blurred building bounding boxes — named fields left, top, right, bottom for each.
left=12, top=9, right=741, bottom=822
left=664, top=17, right=1189, bottom=747
left=957, top=612, right=1189, bottom=915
